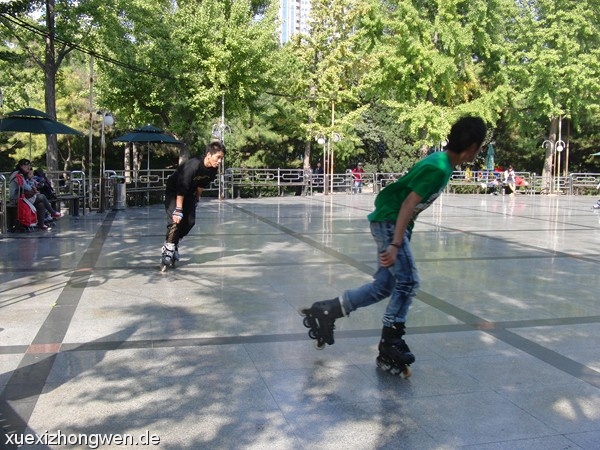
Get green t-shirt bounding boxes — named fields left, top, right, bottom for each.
left=367, top=151, right=454, bottom=229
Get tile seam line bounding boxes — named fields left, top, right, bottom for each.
left=2, top=314, right=600, bottom=355
left=233, top=203, right=600, bottom=389
left=0, top=210, right=117, bottom=437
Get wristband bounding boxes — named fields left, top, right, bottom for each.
left=389, top=243, right=401, bottom=248
left=175, top=207, right=183, bottom=212
left=172, top=212, right=183, bottom=219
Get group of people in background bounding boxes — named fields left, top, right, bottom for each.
left=478, top=165, right=522, bottom=195
left=310, top=161, right=366, bottom=194
left=8, top=158, right=62, bottom=231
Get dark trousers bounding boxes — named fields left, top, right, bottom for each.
left=164, top=195, right=197, bottom=246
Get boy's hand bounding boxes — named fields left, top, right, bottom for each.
left=379, top=245, right=399, bottom=267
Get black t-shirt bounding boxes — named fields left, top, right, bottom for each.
left=165, top=156, right=218, bottom=197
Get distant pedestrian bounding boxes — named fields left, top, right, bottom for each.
left=352, top=163, right=365, bottom=193
left=313, top=162, right=324, bottom=193
left=504, top=165, right=516, bottom=195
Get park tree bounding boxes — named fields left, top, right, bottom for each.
left=504, top=0, right=600, bottom=186
left=276, top=0, right=382, bottom=172
left=365, top=0, right=515, bottom=152
left=92, top=0, right=280, bottom=169
left=0, top=0, right=102, bottom=171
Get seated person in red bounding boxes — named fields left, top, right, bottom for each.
left=9, top=159, right=61, bottom=230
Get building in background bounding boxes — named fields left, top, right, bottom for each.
left=279, top=0, right=312, bottom=44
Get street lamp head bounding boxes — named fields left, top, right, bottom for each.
left=103, top=113, right=114, bottom=127
left=332, top=133, right=341, bottom=143
left=97, top=111, right=114, bottom=127
left=556, top=140, right=565, bottom=152
left=317, top=136, right=325, bottom=145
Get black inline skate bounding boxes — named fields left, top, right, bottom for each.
left=160, top=243, right=179, bottom=272
left=299, top=297, right=345, bottom=349
left=376, top=323, right=415, bottom=378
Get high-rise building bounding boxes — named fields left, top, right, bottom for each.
left=279, top=0, right=312, bottom=44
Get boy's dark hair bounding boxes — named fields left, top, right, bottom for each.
left=445, top=116, right=487, bottom=153
left=207, top=141, right=226, bottom=155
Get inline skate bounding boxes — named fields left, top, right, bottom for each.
left=376, top=323, right=415, bottom=378
left=299, top=297, right=345, bottom=349
left=160, top=243, right=178, bottom=272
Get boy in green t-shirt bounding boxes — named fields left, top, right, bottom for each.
left=300, top=116, right=487, bottom=377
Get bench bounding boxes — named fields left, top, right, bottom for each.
left=56, top=194, right=80, bottom=216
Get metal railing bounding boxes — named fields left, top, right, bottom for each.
left=0, top=174, right=6, bottom=234
left=2, top=167, right=599, bottom=232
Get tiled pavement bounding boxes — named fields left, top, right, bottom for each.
left=1, top=193, right=600, bottom=449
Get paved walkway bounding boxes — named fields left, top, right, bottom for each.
left=1, top=193, right=600, bottom=450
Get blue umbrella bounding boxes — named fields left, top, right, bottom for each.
left=113, top=124, right=183, bottom=172
left=0, top=107, right=83, bottom=159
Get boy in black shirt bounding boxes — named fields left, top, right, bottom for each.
left=161, top=141, right=225, bottom=270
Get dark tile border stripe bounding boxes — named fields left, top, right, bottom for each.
left=0, top=211, right=117, bottom=444
left=234, top=202, right=600, bottom=389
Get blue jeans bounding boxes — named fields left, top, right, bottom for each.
left=341, top=221, right=420, bottom=327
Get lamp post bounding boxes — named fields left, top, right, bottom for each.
left=555, top=139, right=565, bottom=191
left=316, top=132, right=341, bottom=195
left=542, top=139, right=555, bottom=194
left=316, top=134, right=327, bottom=194
left=212, top=94, right=230, bottom=200
left=98, top=111, right=113, bottom=212
left=329, top=132, right=341, bottom=194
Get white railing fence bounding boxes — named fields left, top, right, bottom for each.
left=2, top=168, right=600, bottom=233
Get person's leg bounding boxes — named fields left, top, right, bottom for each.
left=376, top=235, right=419, bottom=375
left=301, top=221, right=396, bottom=347
left=33, top=197, right=47, bottom=228
left=162, top=195, right=179, bottom=265
left=37, top=193, right=60, bottom=217
left=177, top=196, right=197, bottom=241
left=381, top=235, right=420, bottom=327
left=340, top=221, right=397, bottom=314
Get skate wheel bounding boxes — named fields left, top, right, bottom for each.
left=298, top=307, right=310, bottom=318
left=314, top=340, right=326, bottom=350
left=308, top=329, right=318, bottom=340
left=303, top=317, right=311, bottom=328
left=376, top=357, right=391, bottom=371
left=390, top=366, right=402, bottom=375
left=160, top=263, right=167, bottom=272
left=400, top=367, right=412, bottom=379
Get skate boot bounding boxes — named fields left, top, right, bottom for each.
left=299, top=297, right=345, bottom=349
left=160, top=243, right=177, bottom=271
left=376, top=323, right=415, bottom=378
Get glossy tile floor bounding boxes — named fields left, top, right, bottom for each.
left=1, top=193, right=600, bottom=449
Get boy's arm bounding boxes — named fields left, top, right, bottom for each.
left=379, top=191, right=422, bottom=267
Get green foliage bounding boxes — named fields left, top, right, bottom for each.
left=2, top=0, right=600, bottom=175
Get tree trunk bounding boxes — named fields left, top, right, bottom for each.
left=44, top=0, right=58, bottom=171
